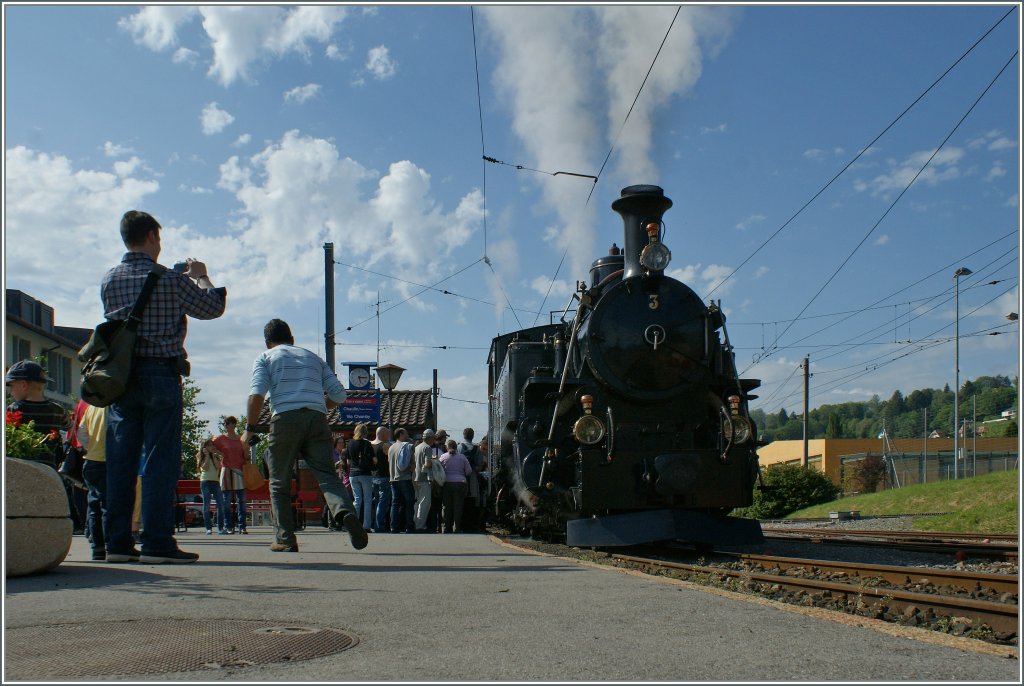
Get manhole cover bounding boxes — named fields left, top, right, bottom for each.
left=5, top=619, right=358, bottom=679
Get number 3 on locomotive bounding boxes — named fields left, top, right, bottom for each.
left=649, top=294, right=660, bottom=310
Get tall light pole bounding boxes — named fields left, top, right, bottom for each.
left=376, top=363, right=405, bottom=434
left=953, top=266, right=972, bottom=480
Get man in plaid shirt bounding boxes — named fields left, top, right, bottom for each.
left=100, top=210, right=226, bottom=564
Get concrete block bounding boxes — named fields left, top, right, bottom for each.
left=5, top=518, right=74, bottom=577
left=5, top=457, right=72, bottom=576
left=5, top=457, right=71, bottom=517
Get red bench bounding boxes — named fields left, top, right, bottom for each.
left=176, top=480, right=322, bottom=531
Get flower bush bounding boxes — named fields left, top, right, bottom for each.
left=5, top=410, right=58, bottom=460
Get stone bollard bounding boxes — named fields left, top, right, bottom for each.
left=5, top=457, right=73, bottom=577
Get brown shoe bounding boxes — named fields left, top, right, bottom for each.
left=270, top=540, right=298, bottom=553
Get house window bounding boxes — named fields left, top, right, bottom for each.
left=10, top=336, right=31, bottom=363
left=46, top=352, right=73, bottom=395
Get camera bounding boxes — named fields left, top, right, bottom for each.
left=172, top=261, right=188, bottom=273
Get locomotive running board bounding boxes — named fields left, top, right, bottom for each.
left=566, top=509, right=764, bottom=548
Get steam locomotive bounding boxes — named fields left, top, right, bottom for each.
left=486, top=184, right=763, bottom=547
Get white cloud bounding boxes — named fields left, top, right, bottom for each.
left=283, top=83, right=321, bottom=104
left=365, top=45, right=397, bottom=80
left=178, top=184, right=213, bottom=195
left=103, top=141, right=134, bottom=158
left=753, top=266, right=769, bottom=279
left=856, top=147, right=965, bottom=196
left=172, top=47, right=199, bottom=65
left=113, top=157, right=143, bottom=177
left=735, top=213, right=765, bottom=231
left=3, top=146, right=160, bottom=322
left=213, top=130, right=483, bottom=312
left=803, top=148, right=823, bottom=160
left=120, top=6, right=348, bottom=86
left=200, top=102, right=235, bottom=135
left=701, top=123, right=728, bottom=135
left=232, top=133, right=252, bottom=148
left=873, top=234, right=889, bottom=246
left=988, top=137, right=1016, bottom=151
left=1006, top=193, right=1018, bottom=207
left=983, top=161, right=1007, bottom=182
left=325, top=43, right=348, bottom=61
left=665, top=262, right=735, bottom=298
left=118, top=6, right=198, bottom=51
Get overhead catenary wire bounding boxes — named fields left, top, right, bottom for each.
left=746, top=49, right=1019, bottom=374
left=706, top=6, right=1018, bottom=303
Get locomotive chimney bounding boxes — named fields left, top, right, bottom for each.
left=611, top=184, right=673, bottom=281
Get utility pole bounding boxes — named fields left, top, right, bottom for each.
left=802, top=356, right=810, bottom=468
left=324, top=243, right=335, bottom=373
left=432, top=369, right=439, bottom=432
left=923, top=407, right=928, bottom=484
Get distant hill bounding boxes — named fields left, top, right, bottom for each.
left=751, top=374, right=1018, bottom=442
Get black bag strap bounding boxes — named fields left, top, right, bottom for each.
left=127, top=264, right=168, bottom=323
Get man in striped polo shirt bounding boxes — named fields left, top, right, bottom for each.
left=241, top=319, right=368, bottom=553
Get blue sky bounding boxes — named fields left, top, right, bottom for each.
left=3, top=3, right=1020, bottom=437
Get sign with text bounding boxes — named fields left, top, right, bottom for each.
left=338, top=390, right=381, bottom=424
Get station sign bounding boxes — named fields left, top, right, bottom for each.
left=338, top=390, right=381, bottom=424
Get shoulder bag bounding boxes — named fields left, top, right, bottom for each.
left=242, top=462, right=266, bottom=492
left=430, top=456, right=447, bottom=487
left=78, top=265, right=167, bottom=407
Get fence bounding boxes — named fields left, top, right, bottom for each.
left=839, top=450, right=1018, bottom=491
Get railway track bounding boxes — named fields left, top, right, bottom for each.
left=610, top=551, right=1020, bottom=638
left=762, top=528, right=1019, bottom=560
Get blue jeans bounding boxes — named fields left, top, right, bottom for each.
left=389, top=480, right=415, bottom=533
left=266, top=408, right=355, bottom=544
left=201, top=479, right=225, bottom=532
left=82, top=459, right=107, bottom=554
left=105, top=358, right=183, bottom=556
left=350, top=474, right=375, bottom=529
left=225, top=489, right=247, bottom=531
left=372, top=476, right=391, bottom=531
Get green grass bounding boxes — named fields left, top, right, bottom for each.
left=787, top=470, right=1020, bottom=534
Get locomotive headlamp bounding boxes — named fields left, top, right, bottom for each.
left=726, top=395, right=752, bottom=444
left=574, top=394, right=606, bottom=444
left=640, top=241, right=671, bottom=271
left=573, top=415, right=606, bottom=444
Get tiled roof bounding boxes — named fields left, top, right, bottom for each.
left=252, top=389, right=434, bottom=433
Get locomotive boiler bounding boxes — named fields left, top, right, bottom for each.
left=486, top=184, right=763, bottom=547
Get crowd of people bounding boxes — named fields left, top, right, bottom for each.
left=6, top=209, right=494, bottom=564
left=328, top=425, right=490, bottom=535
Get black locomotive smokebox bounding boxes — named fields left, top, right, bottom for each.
left=653, top=452, right=701, bottom=495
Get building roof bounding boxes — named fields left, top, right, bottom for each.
left=251, top=389, right=434, bottom=433
left=6, top=313, right=85, bottom=351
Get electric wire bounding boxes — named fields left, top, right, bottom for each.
left=746, top=50, right=1019, bottom=373
left=706, top=6, right=1017, bottom=302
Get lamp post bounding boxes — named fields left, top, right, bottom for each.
left=375, top=363, right=405, bottom=433
left=953, top=266, right=972, bottom=480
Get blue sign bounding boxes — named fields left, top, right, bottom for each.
left=338, top=390, right=381, bottom=424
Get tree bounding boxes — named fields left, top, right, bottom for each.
left=180, top=378, right=209, bottom=480
left=826, top=412, right=841, bottom=439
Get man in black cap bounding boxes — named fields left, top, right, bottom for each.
left=5, top=360, right=68, bottom=466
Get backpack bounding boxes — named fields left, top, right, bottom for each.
left=396, top=442, right=413, bottom=472
left=78, top=265, right=166, bottom=407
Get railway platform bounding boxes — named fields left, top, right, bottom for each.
left=4, top=527, right=1019, bottom=681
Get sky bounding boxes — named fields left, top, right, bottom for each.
left=3, top=3, right=1021, bottom=438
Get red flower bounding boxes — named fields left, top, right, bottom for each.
left=6, top=410, right=24, bottom=427
left=48, top=429, right=61, bottom=442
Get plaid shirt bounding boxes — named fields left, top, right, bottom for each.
left=101, top=252, right=226, bottom=359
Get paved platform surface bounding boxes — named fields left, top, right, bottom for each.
left=4, top=526, right=1020, bottom=682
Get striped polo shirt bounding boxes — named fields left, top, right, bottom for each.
left=249, top=344, right=347, bottom=416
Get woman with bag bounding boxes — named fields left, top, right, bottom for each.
left=214, top=417, right=249, bottom=534
left=197, top=438, right=226, bottom=535
left=345, top=423, right=376, bottom=531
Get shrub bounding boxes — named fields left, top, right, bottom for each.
left=5, top=410, right=58, bottom=460
left=842, top=455, right=887, bottom=494
left=735, top=464, right=840, bottom=519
